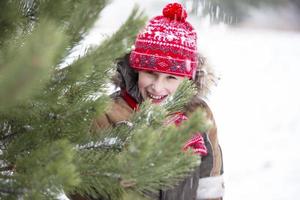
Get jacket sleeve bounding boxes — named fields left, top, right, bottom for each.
left=196, top=102, right=224, bottom=200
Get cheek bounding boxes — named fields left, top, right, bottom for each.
left=138, top=78, right=146, bottom=91
left=169, top=84, right=179, bottom=94
left=167, top=80, right=182, bottom=95
left=138, top=74, right=152, bottom=96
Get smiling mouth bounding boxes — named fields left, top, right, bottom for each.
left=146, top=91, right=168, bottom=103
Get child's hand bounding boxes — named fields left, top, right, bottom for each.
left=164, top=113, right=208, bottom=156
left=183, top=133, right=208, bottom=156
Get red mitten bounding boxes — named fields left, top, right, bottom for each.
left=183, top=133, right=208, bottom=156
left=164, top=113, right=208, bottom=156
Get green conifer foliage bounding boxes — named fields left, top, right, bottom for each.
left=0, top=1, right=210, bottom=199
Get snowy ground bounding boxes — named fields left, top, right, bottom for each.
left=63, top=0, right=300, bottom=199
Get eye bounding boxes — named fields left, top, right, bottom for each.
left=167, top=76, right=177, bottom=80
left=145, top=70, right=154, bottom=74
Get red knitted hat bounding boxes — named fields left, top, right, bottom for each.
left=130, top=3, right=198, bottom=78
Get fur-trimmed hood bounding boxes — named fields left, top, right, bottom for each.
left=112, top=52, right=218, bottom=111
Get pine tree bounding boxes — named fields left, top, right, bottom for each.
left=186, top=0, right=290, bottom=24
left=0, top=1, right=209, bottom=199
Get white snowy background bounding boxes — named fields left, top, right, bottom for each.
left=62, top=0, right=300, bottom=199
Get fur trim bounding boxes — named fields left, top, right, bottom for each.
left=193, top=54, right=218, bottom=99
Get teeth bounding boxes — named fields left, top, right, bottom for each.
left=148, top=93, right=165, bottom=100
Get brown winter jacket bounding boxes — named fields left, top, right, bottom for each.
left=69, top=53, right=224, bottom=200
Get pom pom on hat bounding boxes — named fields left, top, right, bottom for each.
left=163, top=3, right=187, bottom=22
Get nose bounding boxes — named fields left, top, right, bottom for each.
left=151, top=78, right=164, bottom=93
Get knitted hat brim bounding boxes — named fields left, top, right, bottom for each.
left=130, top=51, right=198, bottom=78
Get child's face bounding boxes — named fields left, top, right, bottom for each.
left=138, top=70, right=185, bottom=104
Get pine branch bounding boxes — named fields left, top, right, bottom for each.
left=7, top=140, right=80, bottom=199
left=0, top=20, right=67, bottom=109
left=72, top=90, right=209, bottom=199
left=118, top=113, right=205, bottom=195
left=33, top=0, right=110, bottom=49
left=47, top=5, right=146, bottom=106
left=164, top=79, right=197, bottom=114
